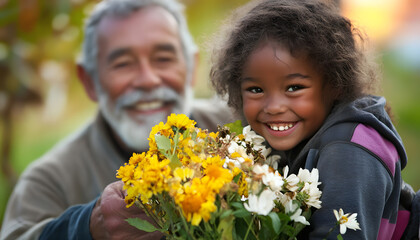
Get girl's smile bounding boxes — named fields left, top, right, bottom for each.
left=266, top=122, right=298, bottom=137
left=241, top=41, right=335, bottom=151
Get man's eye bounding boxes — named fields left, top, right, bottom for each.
left=157, top=57, right=174, bottom=62
left=113, top=60, right=133, bottom=69
left=246, top=87, right=263, bottom=94
left=154, top=54, right=177, bottom=64
left=286, top=85, right=304, bottom=92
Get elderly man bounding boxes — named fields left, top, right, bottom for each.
left=0, top=0, right=235, bottom=239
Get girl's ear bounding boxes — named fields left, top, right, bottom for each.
left=329, top=86, right=341, bottom=101
left=77, top=64, right=98, bottom=102
left=323, top=83, right=341, bottom=107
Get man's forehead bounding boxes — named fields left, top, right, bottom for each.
left=96, top=5, right=183, bottom=58
left=98, top=5, right=179, bottom=35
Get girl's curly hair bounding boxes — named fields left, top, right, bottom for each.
left=210, top=0, right=378, bottom=112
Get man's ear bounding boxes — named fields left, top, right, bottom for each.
left=189, top=52, right=200, bottom=87
left=77, top=64, right=98, bottom=102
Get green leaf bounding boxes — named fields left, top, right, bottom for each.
left=155, top=134, right=182, bottom=168
left=220, top=209, right=234, bottom=219
left=169, top=154, right=182, bottom=169
left=191, top=130, right=197, bottom=140
left=218, top=214, right=235, bottom=240
left=337, top=234, right=343, bottom=240
left=155, top=135, right=172, bottom=157
left=268, top=212, right=281, bottom=235
left=233, top=209, right=252, bottom=218
left=230, top=202, right=245, bottom=210
left=183, top=128, right=190, bottom=140
left=224, top=120, right=243, bottom=135
left=233, top=172, right=243, bottom=183
left=126, top=218, right=161, bottom=233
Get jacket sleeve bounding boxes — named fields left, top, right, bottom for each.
left=0, top=156, right=100, bottom=240
left=39, top=198, right=97, bottom=240
left=307, top=142, right=395, bottom=239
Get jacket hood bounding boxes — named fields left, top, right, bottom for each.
left=290, top=95, right=407, bottom=170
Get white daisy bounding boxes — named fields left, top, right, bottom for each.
left=262, top=170, right=284, bottom=192
left=300, top=182, right=322, bottom=209
left=297, top=168, right=321, bottom=186
left=244, top=189, right=276, bottom=216
left=285, top=201, right=310, bottom=225
left=266, top=154, right=281, bottom=170
left=243, top=125, right=266, bottom=145
left=284, top=172, right=300, bottom=192
left=333, top=208, right=361, bottom=234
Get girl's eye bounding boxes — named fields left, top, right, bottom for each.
left=246, top=86, right=263, bottom=94
left=286, top=85, right=304, bottom=92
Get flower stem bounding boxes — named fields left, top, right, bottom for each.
left=244, top=214, right=257, bottom=240
left=322, top=222, right=339, bottom=240
left=179, top=210, right=196, bottom=240
left=138, top=200, right=161, bottom=228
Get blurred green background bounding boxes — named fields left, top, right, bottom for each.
left=1, top=0, right=419, bottom=228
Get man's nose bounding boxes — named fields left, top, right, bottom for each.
left=132, top=60, right=162, bottom=90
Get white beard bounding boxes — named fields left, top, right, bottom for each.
left=97, top=86, right=192, bottom=152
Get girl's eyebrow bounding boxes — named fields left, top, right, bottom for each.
left=240, top=76, right=257, bottom=83
left=240, top=73, right=310, bottom=83
left=286, top=73, right=310, bottom=79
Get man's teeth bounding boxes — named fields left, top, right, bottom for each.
left=269, top=123, right=294, bottom=131
left=134, top=101, right=164, bottom=111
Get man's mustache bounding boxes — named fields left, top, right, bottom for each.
left=114, top=87, right=181, bottom=111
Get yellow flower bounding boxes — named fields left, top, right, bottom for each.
left=204, top=165, right=232, bottom=187
left=201, top=156, right=225, bottom=169
left=189, top=154, right=205, bottom=164
left=209, top=131, right=218, bottom=139
left=125, top=181, right=141, bottom=207
left=174, top=167, right=195, bottom=182
left=233, top=167, right=249, bottom=197
left=128, top=152, right=144, bottom=165
left=148, top=122, right=173, bottom=153
left=167, top=113, right=196, bottom=130
left=200, top=161, right=233, bottom=196
left=116, top=163, right=135, bottom=183
left=197, top=129, right=208, bottom=139
left=132, top=154, right=172, bottom=203
left=175, top=178, right=217, bottom=226
left=231, top=152, right=242, bottom=159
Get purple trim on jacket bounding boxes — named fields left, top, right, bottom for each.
left=378, top=217, right=396, bottom=240
left=351, top=124, right=399, bottom=176
left=391, top=210, right=411, bottom=240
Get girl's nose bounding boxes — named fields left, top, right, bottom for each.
left=264, top=94, right=288, bottom=115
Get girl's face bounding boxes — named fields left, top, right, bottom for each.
left=241, top=41, right=335, bottom=151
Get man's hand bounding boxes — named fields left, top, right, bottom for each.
left=90, top=181, right=163, bottom=240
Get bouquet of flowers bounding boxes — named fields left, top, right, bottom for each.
left=117, top=114, right=360, bottom=239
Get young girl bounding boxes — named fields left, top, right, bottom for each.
left=210, top=0, right=411, bottom=239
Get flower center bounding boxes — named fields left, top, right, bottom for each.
left=339, top=216, right=349, bottom=224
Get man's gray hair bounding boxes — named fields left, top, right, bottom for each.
left=78, top=0, right=197, bottom=85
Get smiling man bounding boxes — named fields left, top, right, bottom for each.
left=0, top=0, right=235, bottom=239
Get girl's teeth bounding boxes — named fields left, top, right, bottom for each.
left=269, top=124, right=294, bottom=131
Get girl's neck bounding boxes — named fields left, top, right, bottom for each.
left=284, top=138, right=309, bottom=167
